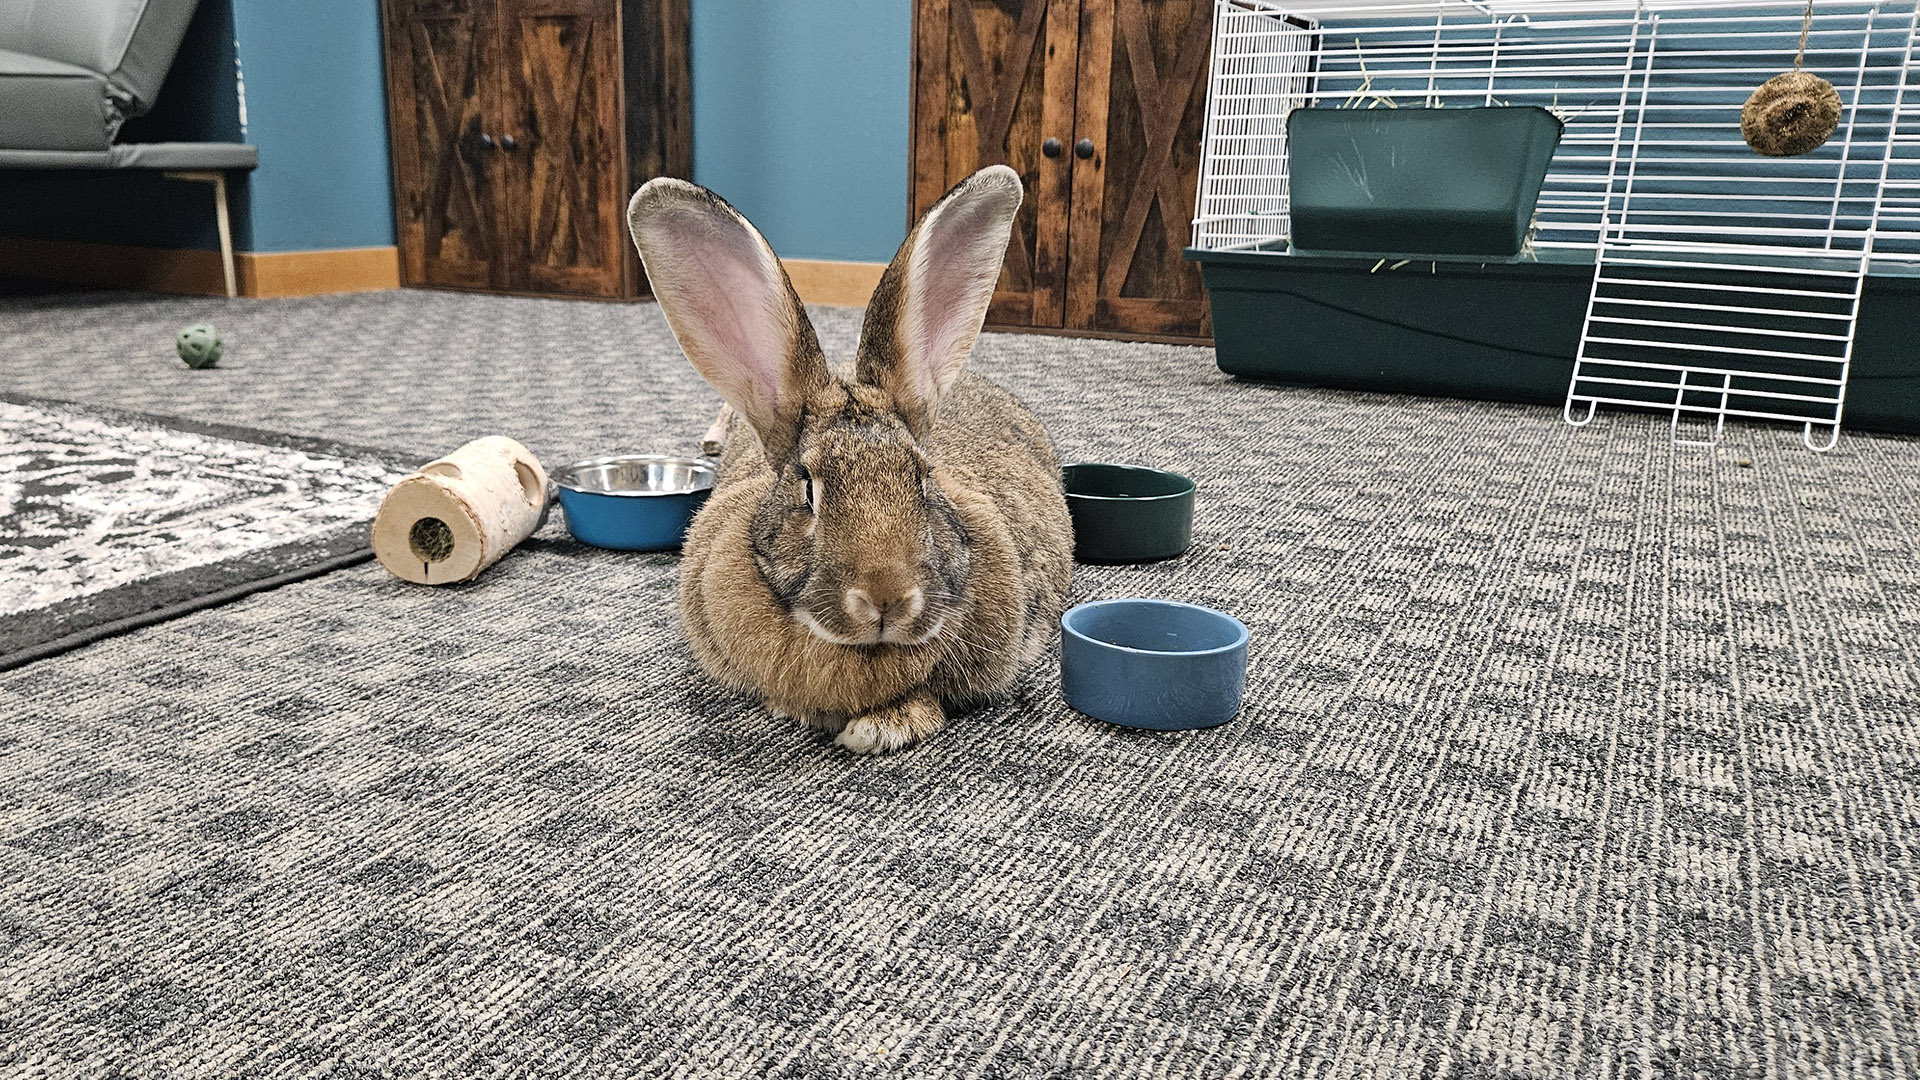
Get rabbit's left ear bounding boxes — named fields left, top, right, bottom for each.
left=856, top=165, right=1022, bottom=435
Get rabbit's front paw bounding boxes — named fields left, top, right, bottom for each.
left=767, top=699, right=846, bottom=735
left=800, top=712, right=848, bottom=735
left=835, top=690, right=945, bottom=755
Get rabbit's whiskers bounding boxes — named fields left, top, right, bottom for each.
left=792, top=609, right=867, bottom=647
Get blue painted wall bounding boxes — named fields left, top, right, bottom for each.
left=0, top=0, right=915, bottom=264
left=230, top=0, right=395, bottom=252
left=691, top=0, right=912, bottom=263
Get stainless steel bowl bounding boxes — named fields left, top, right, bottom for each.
left=554, top=455, right=717, bottom=497
left=553, top=454, right=717, bottom=550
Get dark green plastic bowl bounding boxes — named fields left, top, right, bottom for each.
left=1062, top=463, right=1195, bottom=564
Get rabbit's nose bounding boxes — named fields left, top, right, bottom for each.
left=844, top=583, right=927, bottom=626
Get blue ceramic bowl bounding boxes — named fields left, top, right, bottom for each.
left=1060, top=599, right=1249, bottom=731
left=554, top=454, right=716, bottom=551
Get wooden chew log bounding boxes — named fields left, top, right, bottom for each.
left=370, top=436, right=548, bottom=585
left=700, top=404, right=734, bottom=456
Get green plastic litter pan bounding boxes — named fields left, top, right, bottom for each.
left=1286, top=105, right=1565, bottom=258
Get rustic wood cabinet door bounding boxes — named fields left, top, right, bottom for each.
left=383, top=0, right=503, bottom=290
left=498, top=0, right=626, bottom=296
left=911, top=0, right=1080, bottom=328
left=385, top=0, right=688, bottom=298
left=1067, top=0, right=1213, bottom=338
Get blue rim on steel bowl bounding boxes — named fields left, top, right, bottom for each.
left=1059, top=598, right=1249, bottom=731
left=554, top=454, right=716, bottom=551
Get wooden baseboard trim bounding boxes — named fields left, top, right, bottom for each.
left=247, top=247, right=400, bottom=297
left=0, top=238, right=401, bottom=298
left=783, top=259, right=887, bottom=307
left=0, top=237, right=231, bottom=295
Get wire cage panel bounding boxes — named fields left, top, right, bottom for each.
left=1193, top=6, right=1317, bottom=250
left=1566, top=261, right=1866, bottom=449
left=1566, top=2, right=1919, bottom=450
left=1191, top=0, right=1920, bottom=450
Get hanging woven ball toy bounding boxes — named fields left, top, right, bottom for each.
left=1742, top=1, right=1841, bottom=157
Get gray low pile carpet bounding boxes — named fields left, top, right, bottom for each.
left=0, top=395, right=405, bottom=670
left=2, top=288, right=1918, bottom=1078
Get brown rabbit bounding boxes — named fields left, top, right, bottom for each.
left=627, top=165, right=1073, bottom=754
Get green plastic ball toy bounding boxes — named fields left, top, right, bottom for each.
left=176, top=323, right=222, bottom=369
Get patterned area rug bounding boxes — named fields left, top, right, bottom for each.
left=0, top=396, right=408, bottom=669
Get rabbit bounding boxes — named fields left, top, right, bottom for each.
left=627, top=165, right=1073, bottom=755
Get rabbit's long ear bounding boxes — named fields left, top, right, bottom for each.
left=629, top=178, right=827, bottom=462
left=856, top=165, right=1022, bottom=436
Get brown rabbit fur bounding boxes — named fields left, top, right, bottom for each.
left=628, top=166, right=1073, bottom=754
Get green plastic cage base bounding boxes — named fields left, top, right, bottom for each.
left=1186, top=247, right=1920, bottom=437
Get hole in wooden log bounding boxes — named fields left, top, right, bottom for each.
left=423, top=462, right=463, bottom=480
left=515, top=460, right=542, bottom=505
left=409, top=517, right=455, bottom=563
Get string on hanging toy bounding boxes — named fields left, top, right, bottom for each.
left=1741, top=0, right=1842, bottom=157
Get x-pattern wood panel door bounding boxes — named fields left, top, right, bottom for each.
left=911, top=0, right=1079, bottom=328
left=500, top=0, right=624, bottom=296
left=911, top=0, right=1213, bottom=341
left=1070, top=0, right=1213, bottom=338
left=385, top=0, right=686, bottom=297
left=385, top=0, right=500, bottom=289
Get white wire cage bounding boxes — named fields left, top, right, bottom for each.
left=1190, top=0, right=1920, bottom=449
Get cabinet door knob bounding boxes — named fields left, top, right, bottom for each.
left=1042, top=137, right=1062, bottom=158
left=478, top=133, right=494, bottom=148
left=1075, top=138, right=1095, bottom=160
left=501, top=134, right=517, bottom=150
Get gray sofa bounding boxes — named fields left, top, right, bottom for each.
left=0, top=0, right=258, bottom=294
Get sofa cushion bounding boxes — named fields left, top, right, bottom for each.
left=0, top=49, right=116, bottom=151
left=0, top=141, right=257, bottom=170
left=0, top=0, right=202, bottom=118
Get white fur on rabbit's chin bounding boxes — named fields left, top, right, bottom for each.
left=793, top=609, right=946, bottom=648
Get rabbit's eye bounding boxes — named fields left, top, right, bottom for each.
left=794, top=462, right=814, bottom=512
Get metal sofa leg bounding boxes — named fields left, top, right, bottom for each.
left=163, top=170, right=238, bottom=298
